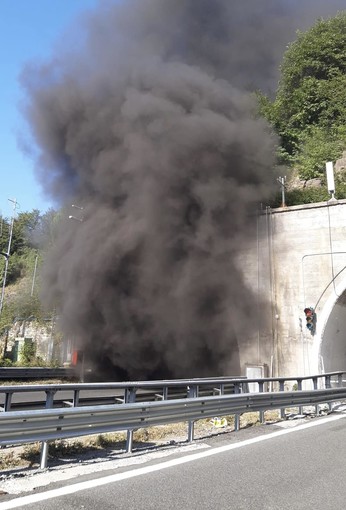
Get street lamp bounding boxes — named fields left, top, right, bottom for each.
left=69, top=204, right=84, bottom=222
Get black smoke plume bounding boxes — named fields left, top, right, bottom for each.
left=20, top=0, right=346, bottom=379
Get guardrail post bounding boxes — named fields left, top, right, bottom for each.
left=154, top=386, right=168, bottom=401
left=45, top=390, right=56, bottom=409
left=233, top=384, right=241, bottom=431
left=4, top=392, right=13, bottom=412
left=233, top=382, right=241, bottom=394
left=187, top=385, right=197, bottom=442
left=125, top=387, right=137, bottom=404
left=40, top=389, right=57, bottom=469
left=338, top=373, right=343, bottom=387
left=213, top=384, right=225, bottom=396
left=125, top=388, right=137, bottom=453
left=297, top=379, right=303, bottom=415
left=325, top=375, right=331, bottom=389
left=0, top=392, right=13, bottom=449
left=279, top=381, right=286, bottom=420
left=258, top=382, right=265, bottom=424
left=325, top=375, right=332, bottom=410
left=312, top=377, right=319, bottom=415
left=40, top=441, right=49, bottom=470
left=127, top=429, right=134, bottom=454
left=73, top=390, right=80, bottom=407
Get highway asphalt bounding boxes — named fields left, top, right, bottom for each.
left=1, top=411, right=346, bottom=509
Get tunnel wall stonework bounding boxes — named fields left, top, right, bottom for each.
left=238, top=199, right=346, bottom=379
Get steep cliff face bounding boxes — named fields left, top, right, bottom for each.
left=1, top=317, right=57, bottom=365
left=335, top=152, right=346, bottom=175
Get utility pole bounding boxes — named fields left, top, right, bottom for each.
left=0, top=198, right=18, bottom=314
left=31, top=252, right=39, bottom=297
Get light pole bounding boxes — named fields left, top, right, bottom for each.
left=0, top=199, right=17, bottom=314
left=68, top=204, right=85, bottom=381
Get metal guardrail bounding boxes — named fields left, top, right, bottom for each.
left=1, top=371, right=344, bottom=412
left=0, top=367, right=77, bottom=380
left=1, top=385, right=346, bottom=469
left=0, top=378, right=241, bottom=412
left=0, top=376, right=247, bottom=412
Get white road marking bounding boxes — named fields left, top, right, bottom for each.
left=1, top=413, right=346, bottom=509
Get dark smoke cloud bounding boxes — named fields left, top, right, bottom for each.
left=21, top=0, right=345, bottom=379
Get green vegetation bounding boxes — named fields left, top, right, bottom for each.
left=259, top=12, right=346, bottom=185
left=0, top=209, right=60, bottom=362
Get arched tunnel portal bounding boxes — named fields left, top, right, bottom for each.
left=319, top=289, right=346, bottom=373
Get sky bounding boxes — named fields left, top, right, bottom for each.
left=0, top=0, right=100, bottom=219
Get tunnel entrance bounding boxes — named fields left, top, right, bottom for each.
left=320, top=290, right=346, bottom=372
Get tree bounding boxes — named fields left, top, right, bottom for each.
left=0, top=208, right=61, bottom=364
left=11, top=210, right=41, bottom=254
left=0, top=209, right=61, bottom=288
left=296, top=125, right=346, bottom=180
left=259, top=12, right=346, bottom=179
left=0, top=211, right=39, bottom=286
left=0, top=209, right=55, bottom=325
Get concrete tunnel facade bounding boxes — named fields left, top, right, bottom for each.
left=236, top=199, right=346, bottom=380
